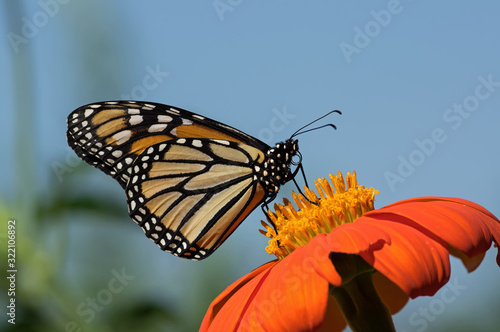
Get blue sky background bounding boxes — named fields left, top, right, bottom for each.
left=1, top=1, right=499, bottom=331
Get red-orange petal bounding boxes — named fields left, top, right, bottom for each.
left=201, top=248, right=332, bottom=332
left=367, top=197, right=500, bottom=267
left=316, top=296, right=347, bottom=332
left=304, top=221, right=391, bottom=286
left=449, top=247, right=486, bottom=272
left=200, top=261, right=276, bottom=331
left=357, top=219, right=451, bottom=298
left=245, top=246, right=330, bottom=331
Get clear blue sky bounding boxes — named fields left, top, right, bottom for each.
left=1, top=1, right=499, bottom=331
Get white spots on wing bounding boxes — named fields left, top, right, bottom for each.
left=144, top=103, right=156, bottom=109
left=182, top=118, right=192, bottom=126
left=177, top=138, right=186, bottom=144
left=130, top=200, right=136, bottom=210
left=112, top=150, right=122, bottom=158
left=170, top=127, right=177, bottom=136
left=147, top=147, right=154, bottom=154
left=81, top=120, right=88, bottom=127
left=158, top=115, right=172, bottom=123
left=112, top=130, right=132, bottom=145
left=89, top=104, right=101, bottom=108
left=105, top=101, right=118, bottom=104
left=125, top=157, right=133, bottom=164
left=84, top=109, right=94, bottom=117
left=192, top=139, right=202, bottom=148
left=214, top=139, right=230, bottom=146
left=148, top=123, right=168, bottom=133
left=128, top=108, right=140, bottom=115
left=72, top=113, right=78, bottom=119
left=159, top=143, right=167, bottom=151
left=192, top=114, right=205, bottom=120
left=85, top=133, right=92, bottom=139
left=129, top=115, right=143, bottom=125
left=169, top=108, right=180, bottom=114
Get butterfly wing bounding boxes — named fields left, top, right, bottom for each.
left=66, top=101, right=268, bottom=189
left=67, top=101, right=271, bottom=260
left=126, top=138, right=267, bottom=260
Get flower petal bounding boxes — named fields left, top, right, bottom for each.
left=368, top=197, right=500, bottom=267
left=201, top=248, right=333, bottom=332
left=316, top=296, right=347, bottom=332
left=303, top=221, right=391, bottom=286
left=200, top=261, right=276, bottom=331
left=244, top=246, right=330, bottom=331
left=357, top=219, right=451, bottom=298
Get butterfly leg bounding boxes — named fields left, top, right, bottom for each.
left=261, top=196, right=278, bottom=234
left=291, top=163, right=319, bottom=206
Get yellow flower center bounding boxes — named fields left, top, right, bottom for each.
left=261, top=171, right=379, bottom=260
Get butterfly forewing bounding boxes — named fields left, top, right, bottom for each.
left=66, top=101, right=267, bottom=189
left=66, top=101, right=286, bottom=260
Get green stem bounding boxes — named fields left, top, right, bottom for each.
left=331, top=272, right=395, bottom=332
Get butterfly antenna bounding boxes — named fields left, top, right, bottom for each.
left=293, top=123, right=337, bottom=136
left=291, top=110, right=342, bottom=138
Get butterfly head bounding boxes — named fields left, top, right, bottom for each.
left=257, top=139, right=300, bottom=194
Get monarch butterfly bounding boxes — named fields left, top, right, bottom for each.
left=67, top=101, right=340, bottom=260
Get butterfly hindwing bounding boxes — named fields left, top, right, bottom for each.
left=125, top=138, right=266, bottom=260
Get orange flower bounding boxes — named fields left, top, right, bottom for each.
left=200, top=171, right=500, bottom=332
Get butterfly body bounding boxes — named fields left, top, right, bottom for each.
left=67, top=101, right=299, bottom=260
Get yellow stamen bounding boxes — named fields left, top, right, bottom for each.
left=261, top=171, right=378, bottom=260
